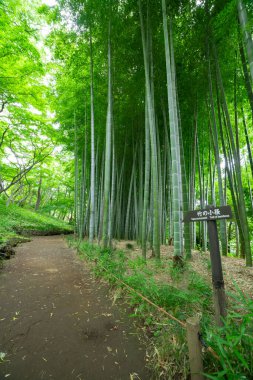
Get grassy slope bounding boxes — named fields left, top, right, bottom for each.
left=0, top=201, right=73, bottom=244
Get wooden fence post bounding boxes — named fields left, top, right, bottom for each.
left=186, top=316, right=204, bottom=380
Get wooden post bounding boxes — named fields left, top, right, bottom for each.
left=186, top=316, right=204, bottom=380
left=207, top=219, right=226, bottom=326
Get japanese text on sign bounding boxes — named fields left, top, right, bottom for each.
left=184, top=206, right=232, bottom=222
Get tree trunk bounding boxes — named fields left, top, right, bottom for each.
left=35, top=176, right=42, bottom=211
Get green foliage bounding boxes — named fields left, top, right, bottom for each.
left=204, top=288, right=253, bottom=379
left=0, top=0, right=74, bottom=218
left=0, top=200, right=73, bottom=244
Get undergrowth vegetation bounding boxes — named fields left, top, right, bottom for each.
left=204, top=288, right=253, bottom=380
left=0, top=201, right=73, bottom=244
left=68, top=238, right=253, bottom=379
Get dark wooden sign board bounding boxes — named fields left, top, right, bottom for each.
left=184, top=205, right=233, bottom=326
left=184, top=205, right=232, bottom=222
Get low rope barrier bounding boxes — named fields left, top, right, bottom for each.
left=100, top=264, right=187, bottom=328
left=82, top=249, right=220, bottom=362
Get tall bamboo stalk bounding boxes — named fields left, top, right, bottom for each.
left=139, top=0, right=160, bottom=259
left=208, top=52, right=228, bottom=256
left=142, top=97, right=151, bottom=258
left=162, top=0, right=183, bottom=261
left=215, top=47, right=252, bottom=266
left=238, top=0, right=253, bottom=83
left=102, top=19, right=113, bottom=248
left=89, top=28, right=96, bottom=244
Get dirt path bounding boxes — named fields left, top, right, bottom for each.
left=0, top=236, right=150, bottom=380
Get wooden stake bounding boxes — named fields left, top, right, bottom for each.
left=186, top=316, right=204, bottom=380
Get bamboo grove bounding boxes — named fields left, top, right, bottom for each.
left=50, top=0, right=253, bottom=266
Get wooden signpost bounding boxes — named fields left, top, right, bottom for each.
left=184, top=205, right=233, bottom=326
left=184, top=205, right=232, bottom=379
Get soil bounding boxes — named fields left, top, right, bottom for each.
left=13, top=228, right=73, bottom=236
left=0, top=236, right=150, bottom=380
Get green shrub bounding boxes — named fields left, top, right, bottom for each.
left=204, top=287, right=253, bottom=379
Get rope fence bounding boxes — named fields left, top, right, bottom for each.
left=91, top=258, right=221, bottom=366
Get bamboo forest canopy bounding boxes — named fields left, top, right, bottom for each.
left=1, top=0, right=253, bottom=265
